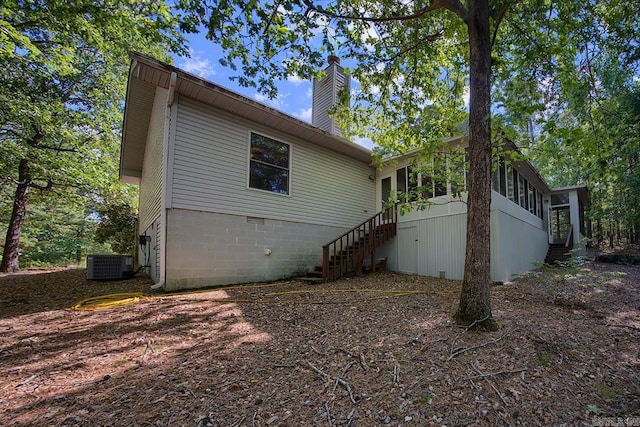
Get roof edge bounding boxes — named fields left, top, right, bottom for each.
left=127, top=52, right=372, bottom=163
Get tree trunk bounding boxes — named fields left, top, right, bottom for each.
left=454, top=0, right=497, bottom=330
left=609, top=222, right=614, bottom=248
left=1, top=159, right=31, bottom=272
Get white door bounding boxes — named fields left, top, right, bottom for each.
left=398, top=225, right=418, bottom=274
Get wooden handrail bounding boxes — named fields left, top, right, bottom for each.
left=322, top=205, right=397, bottom=280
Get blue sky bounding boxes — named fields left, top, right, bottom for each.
left=172, top=32, right=374, bottom=149
left=175, top=43, right=313, bottom=123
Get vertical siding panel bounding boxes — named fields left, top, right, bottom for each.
left=400, top=214, right=466, bottom=280
left=491, top=210, right=548, bottom=282
left=312, top=76, right=334, bottom=132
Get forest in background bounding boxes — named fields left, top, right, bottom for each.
left=1, top=0, right=638, bottom=271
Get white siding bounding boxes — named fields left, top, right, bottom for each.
left=171, top=98, right=376, bottom=228
left=397, top=197, right=468, bottom=222
left=402, top=214, right=467, bottom=280
left=397, top=225, right=418, bottom=274
left=138, top=87, right=168, bottom=232
left=312, top=62, right=348, bottom=135
left=381, top=191, right=549, bottom=282
left=490, top=190, right=544, bottom=230
left=491, top=209, right=548, bottom=282
left=312, top=75, right=334, bottom=133
left=139, top=222, right=160, bottom=282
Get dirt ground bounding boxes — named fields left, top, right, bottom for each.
left=0, top=261, right=638, bottom=426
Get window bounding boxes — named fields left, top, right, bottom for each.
left=492, top=155, right=544, bottom=216
left=396, top=166, right=418, bottom=202
left=381, top=177, right=392, bottom=206
left=396, top=167, right=407, bottom=200
left=491, top=164, right=500, bottom=193
left=249, top=133, right=290, bottom=195
left=421, top=173, right=434, bottom=199
left=518, top=175, right=527, bottom=208
left=528, top=182, right=535, bottom=214
left=450, top=149, right=467, bottom=195
left=408, top=166, right=418, bottom=198
left=506, top=165, right=515, bottom=201
left=499, top=161, right=507, bottom=197
left=434, top=156, right=447, bottom=196
left=538, top=192, right=544, bottom=219
left=396, top=152, right=468, bottom=202
left=551, top=192, right=569, bottom=205
left=513, top=168, right=519, bottom=203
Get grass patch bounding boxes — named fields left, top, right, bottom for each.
left=594, top=380, right=617, bottom=401
left=534, top=352, right=552, bottom=367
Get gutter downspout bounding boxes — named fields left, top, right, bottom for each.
left=151, top=72, right=177, bottom=290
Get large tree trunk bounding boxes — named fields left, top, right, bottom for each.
left=454, top=0, right=496, bottom=330
left=1, top=159, right=31, bottom=273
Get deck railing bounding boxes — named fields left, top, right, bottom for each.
left=321, top=205, right=397, bottom=280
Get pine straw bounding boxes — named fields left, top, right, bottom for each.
left=0, top=261, right=638, bottom=426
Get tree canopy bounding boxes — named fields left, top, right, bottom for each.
left=488, top=0, right=640, bottom=245
left=0, top=0, right=187, bottom=271
left=175, top=0, right=640, bottom=326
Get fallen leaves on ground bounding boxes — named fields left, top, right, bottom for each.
left=0, top=261, right=638, bottom=426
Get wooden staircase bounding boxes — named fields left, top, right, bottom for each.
left=307, top=205, right=397, bottom=281
left=544, top=244, right=571, bottom=265
left=545, top=225, right=574, bottom=265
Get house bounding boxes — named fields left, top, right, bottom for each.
left=120, top=52, right=590, bottom=291
left=374, top=145, right=591, bottom=282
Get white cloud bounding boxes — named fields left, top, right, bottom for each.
left=254, top=93, right=269, bottom=103
left=309, top=13, right=333, bottom=36
left=350, top=21, right=380, bottom=52
left=179, top=50, right=216, bottom=79
left=295, top=107, right=313, bottom=122
left=254, top=92, right=286, bottom=110
left=287, top=74, right=305, bottom=85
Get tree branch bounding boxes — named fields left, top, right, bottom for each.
left=385, top=30, right=445, bottom=63
left=262, top=0, right=284, bottom=37
left=35, top=145, right=79, bottom=153
left=491, top=5, right=509, bottom=47
left=27, top=122, right=46, bottom=147
left=30, top=179, right=53, bottom=192
left=303, top=0, right=468, bottom=24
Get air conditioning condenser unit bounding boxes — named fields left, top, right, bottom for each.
left=87, top=255, right=135, bottom=280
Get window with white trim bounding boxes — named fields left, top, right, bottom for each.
left=492, top=157, right=545, bottom=218
left=249, top=132, right=290, bottom=195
